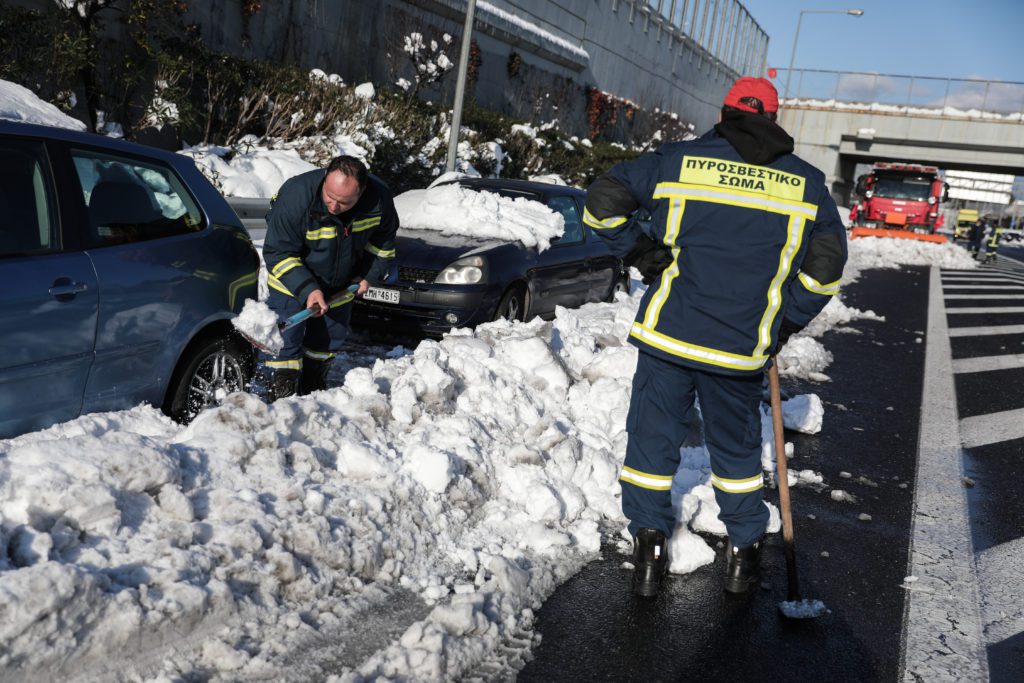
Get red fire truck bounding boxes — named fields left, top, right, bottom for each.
left=849, top=162, right=949, bottom=243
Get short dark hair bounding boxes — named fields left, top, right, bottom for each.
left=722, top=97, right=778, bottom=122
left=326, top=155, right=368, bottom=188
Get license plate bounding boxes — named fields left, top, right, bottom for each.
left=363, top=287, right=400, bottom=304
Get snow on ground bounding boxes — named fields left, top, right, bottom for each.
left=394, top=184, right=565, bottom=251
left=0, top=78, right=87, bottom=131
left=180, top=143, right=320, bottom=198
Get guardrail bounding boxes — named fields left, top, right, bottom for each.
left=777, top=69, right=1024, bottom=122
left=226, top=196, right=270, bottom=240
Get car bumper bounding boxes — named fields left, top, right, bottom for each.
left=353, top=284, right=499, bottom=336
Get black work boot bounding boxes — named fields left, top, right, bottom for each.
left=267, top=368, right=300, bottom=403
left=632, top=528, right=669, bottom=598
left=724, top=539, right=762, bottom=594
left=298, top=357, right=332, bottom=395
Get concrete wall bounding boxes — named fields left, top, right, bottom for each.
left=780, top=106, right=1024, bottom=204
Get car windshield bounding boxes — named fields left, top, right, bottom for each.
left=872, top=175, right=932, bottom=201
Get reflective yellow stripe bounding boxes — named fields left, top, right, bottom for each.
left=328, top=291, right=355, bottom=308
left=228, top=271, right=259, bottom=309
left=366, top=244, right=395, bottom=259
left=753, top=213, right=806, bottom=357
left=798, top=272, right=841, bottom=296
left=266, top=359, right=302, bottom=370
left=630, top=322, right=768, bottom=371
left=267, top=275, right=293, bottom=296
left=643, top=198, right=685, bottom=329
left=352, top=216, right=381, bottom=232
left=303, top=348, right=335, bottom=361
left=582, top=207, right=628, bottom=230
left=710, top=473, right=764, bottom=493
left=654, top=182, right=818, bottom=220
left=306, top=226, right=337, bottom=240
left=619, top=466, right=673, bottom=491
left=271, top=257, right=302, bottom=278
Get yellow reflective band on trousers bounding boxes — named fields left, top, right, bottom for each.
left=352, top=216, right=381, bottom=232
left=366, top=244, right=395, bottom=258
left=619, top=466, right=674, bottom=491
left=305, top=226, right=337, bottom=240
left=582, top=207, right=628, bottom=230
left=710, top=473, right=764, bottom=494
left=303, top=348, right=335, bottom=361
left=266, top=359, right=302, bottom=370
left=271, top=257, right=302, bottom=278
left=798, top=271, right=841, bottom=296
left=678, top=156, right=807, bottom=203
left=753, top=213, right=806, bottom=357
left=268, top=275, right=293, bottom=296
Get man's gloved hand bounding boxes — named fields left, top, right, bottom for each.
left=775, top=318, right=803, bottom=353
left=624, top=234, right=674, bottom=285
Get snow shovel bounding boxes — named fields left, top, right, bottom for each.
left=768, top=356, right=829, bottom=620
left=236, top=283, right=360, bottom=355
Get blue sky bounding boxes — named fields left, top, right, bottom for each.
left=741, top=0, right=1024, bottom=83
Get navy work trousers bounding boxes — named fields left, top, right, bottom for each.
left=621, top=351, right=769, bottom=549
left=263, top=288, right=353, bottom=370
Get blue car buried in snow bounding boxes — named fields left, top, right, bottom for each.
left=0, top=121, right=260, bottom=438
left=353, top=178, right=628, bottom=337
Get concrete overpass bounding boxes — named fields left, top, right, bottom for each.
left=776, top=70, right=1024, bottom=203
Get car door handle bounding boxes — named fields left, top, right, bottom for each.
left=49, top=281, right=89, bottom=298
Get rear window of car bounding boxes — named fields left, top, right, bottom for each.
left=70, top=149, right=205, bottom=247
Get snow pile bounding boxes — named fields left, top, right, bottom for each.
left=0, top=78, right=86, bottom=131
left=844, top=235, right=977, bottom=285
left=231, top=299, right=284, bottom=354
left=394, top=184, right=565, bottom=251
left=180, top=143, right=320, bottom=198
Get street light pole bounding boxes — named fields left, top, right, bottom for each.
left=446, top=0, right=477, bottom=173
left=782, top=8, right=863, bottom=105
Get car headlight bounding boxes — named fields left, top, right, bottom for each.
left=435, top=255, right=486, bottom=284
left=927, top=196, right=936, bottom=205
left=865, top=190, right=873, bottom=198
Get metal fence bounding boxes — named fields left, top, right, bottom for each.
left=614, top=0, right=768, bottom=76
left=778, top=69, right=1024, bottom=120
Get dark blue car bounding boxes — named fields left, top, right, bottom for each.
left=353, top=178, right=627, bottom=337
left=0, top=121, right=260, bottom=438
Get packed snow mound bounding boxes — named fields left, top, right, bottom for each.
left=0, top=78, right=86, bottom=131
left=395, top=184, right=565, bottom=251
left=844, top=235, right=977, bottom=285
left=180, top=144, right=319, bottom=198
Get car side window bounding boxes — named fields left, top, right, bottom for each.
left=70, top=149, right=205, bottom=247
left=0, top=140, right=59, bottom=257
left=547, top=195, right=583, bottom=245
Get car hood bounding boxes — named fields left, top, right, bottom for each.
left=396, top=229, right=511, bottom=268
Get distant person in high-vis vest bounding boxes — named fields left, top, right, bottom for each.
left=262, top=156, right=398, bottom=401
left=584, top=77, right=847, bottom=597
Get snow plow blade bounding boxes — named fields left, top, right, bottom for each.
left=849, top=227, right=947, bottom=244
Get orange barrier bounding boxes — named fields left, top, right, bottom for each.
left=849, top=227, right=947, bottom=244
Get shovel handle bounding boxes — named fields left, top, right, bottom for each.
left=769, top=356, right=801, bottom=602
left=279, top=283, right=360, bottom=332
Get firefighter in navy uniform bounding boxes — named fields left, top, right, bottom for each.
left=584, top=78, right=847, bottom=597
left=262, top=155, right=398, bottom=401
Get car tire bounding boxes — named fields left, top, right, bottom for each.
left=164, top=334, right=253, bottom=424
left=607, top=273, right=629, bottom=302
left=493, top=285, right=526, bottom=322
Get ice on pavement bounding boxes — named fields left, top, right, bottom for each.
left=393, top=183, right=565, bottom=251
left=0, top=151, right=979, bottom=678
left=231, top=298, right=284, bottom=354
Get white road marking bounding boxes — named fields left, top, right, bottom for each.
left=977, top=537, right=1024, bottom=644
left=946, top=306, right=1024, bottom=314
left=942, top=285, right=1024, bottom=290
left=948, top=324, right=1024, bottom=337
left=901, top=266, right=988, bottom=681
left=944, top=294, right=1024, bottom=300
left=952, top=354, right=1024, bottom=374
left=961, top=408, right=1024, bottom=448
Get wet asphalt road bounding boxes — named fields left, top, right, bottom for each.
left=519, top=267, right=931, bottom=682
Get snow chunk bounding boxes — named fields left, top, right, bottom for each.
left=231, top=299, right=283, bottom=354
left=0, top=78, right=86, bottom=130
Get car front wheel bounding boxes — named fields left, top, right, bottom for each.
left=164, top=335, right=252, bottom=423
left=493, top=285, right=526, bottom=322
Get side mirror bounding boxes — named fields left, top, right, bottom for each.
left=942, top=182, right=950, bottom=203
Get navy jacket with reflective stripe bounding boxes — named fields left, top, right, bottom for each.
left=263, top=169, right=398, bottom=303
left=584, top=129, right=847, bottom=376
